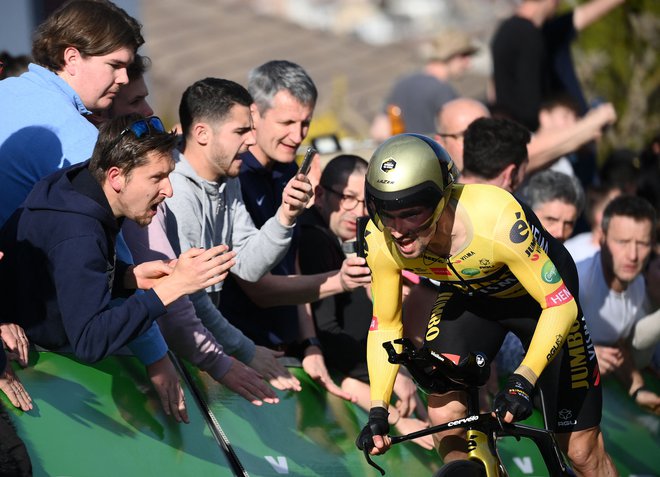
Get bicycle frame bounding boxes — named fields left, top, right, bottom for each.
left=362, top=339, right=574, bottom=476
left=388, top=403, right=573, bottom=476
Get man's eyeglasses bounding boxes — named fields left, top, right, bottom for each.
left=322, top=185, right=365, bottom=211
left=436, top=130, right=465, bottom=140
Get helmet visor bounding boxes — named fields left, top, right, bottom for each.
left=366, top=180, right=445, bottom=231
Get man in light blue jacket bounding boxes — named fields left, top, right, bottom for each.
left=0, top=0, right=183, bottom=419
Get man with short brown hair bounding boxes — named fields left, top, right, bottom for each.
left=578, top=195, right=660, bottom=414
left=0, top=114, right=231, bottom=422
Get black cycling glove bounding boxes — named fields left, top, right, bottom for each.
left=493, top=373, right=534, bottom=421
left=356, top=407, right=389, bottom=451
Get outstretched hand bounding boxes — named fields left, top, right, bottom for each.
left=302, top=347, right=356, bottom=402
left=128, top=259, right=174, bottom=290
left=249, top=346, right=301, bottom=392
left=634, top=388, right=660, bottom=415
left=146, top=355, right=188, bottom=423
left=152, top=245, right=236, bottom=306
left=0, top=364, right=32, bottom=411
left=393, top=415, right=433, bottom=450
left=220, top=358, right=280, bottom=406
left=393, top=371, right=419, bottom=418
left=0, top=323, right=29, bottom=367
left=594, top=345, right=623, bottom=376
left=585, top=102, right=617, bottom=139
left=166, top=245, right=235, bottom=293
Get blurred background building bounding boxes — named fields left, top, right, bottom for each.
left=2, top=0, right=658, bottom=157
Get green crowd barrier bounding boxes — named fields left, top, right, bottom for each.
left=5, top=351, right=659, bottom=476
left=5, top=351, right=235, bottom=476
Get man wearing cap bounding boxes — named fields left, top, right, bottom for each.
left=370, top=30, right=478, bottom=142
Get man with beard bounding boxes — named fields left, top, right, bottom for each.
left=124, top=78, right=313, bottom=402
left=0, top=0, right=188, bottom=417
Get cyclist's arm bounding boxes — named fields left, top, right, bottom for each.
left=365, top=222, right=404, bottom=409
left=494, top=202, right=577, bottom=386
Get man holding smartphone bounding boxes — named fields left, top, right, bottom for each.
left=219, top=61, right=370, bottom=400
left=124, top=77, right=313, bottom=398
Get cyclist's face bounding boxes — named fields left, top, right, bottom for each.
left=381, top=206, right=436, bottom=258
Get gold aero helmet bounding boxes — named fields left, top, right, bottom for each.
left=365, top=134, right=457, bottom=231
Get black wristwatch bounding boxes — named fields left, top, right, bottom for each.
left=299, top=337, right=322, bottom=352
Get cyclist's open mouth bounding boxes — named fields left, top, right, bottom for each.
left=395, top=237, right=416, bottom=254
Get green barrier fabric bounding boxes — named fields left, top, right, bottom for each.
left=189, top=363, right=660, bottom=477
left=599, top=374, right=660, bottom=477
left=6, top=352, right=659, bottom=477
left=5, top=351, right=234, bottom=477
left=190, top=365, right=441, bottom=476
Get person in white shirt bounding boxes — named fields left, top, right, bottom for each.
left=577, top=195, right=659, bottom=414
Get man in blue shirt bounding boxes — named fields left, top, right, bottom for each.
left=0, top=0, right=144, bottom=225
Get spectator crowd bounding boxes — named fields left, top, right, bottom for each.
left=0, top=1, right=657, bottom=475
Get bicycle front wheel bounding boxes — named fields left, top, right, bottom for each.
left=433, top=460, right=486, bottom=477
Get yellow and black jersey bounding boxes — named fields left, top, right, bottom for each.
left=364, top=184, right=579, bottom=407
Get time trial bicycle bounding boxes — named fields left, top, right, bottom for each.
left=361, top=338, right=575, bottom=477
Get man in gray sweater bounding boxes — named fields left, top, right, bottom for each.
left=124, top=78, right=311, bottom=401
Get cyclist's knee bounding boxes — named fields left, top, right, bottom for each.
left=566, top=427, right=607, bottom=473
left=428, top=392, right=467, bottom=424
left=427, top=392, right=468, bottom=459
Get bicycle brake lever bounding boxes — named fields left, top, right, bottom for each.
left=495, top=412, right=521, bottom=441
left=363, top=447, right=386, bottom=475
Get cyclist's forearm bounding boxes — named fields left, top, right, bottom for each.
left=518, top=300, right=577, bottom=385
left=367, top=327, right=402, bottom=408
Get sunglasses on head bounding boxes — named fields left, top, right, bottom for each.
left=118, top=116, right=166, bottom=140
left=105, top=116, right=167, bottom=153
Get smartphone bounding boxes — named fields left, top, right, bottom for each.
left=355, top=216, right=369, bottom=258
left=340, top=217, right=369, bottom=257
left=297, top=146, right=317, bottom=176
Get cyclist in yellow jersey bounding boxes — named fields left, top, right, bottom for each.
left=356, top=134, right=617, bottom=477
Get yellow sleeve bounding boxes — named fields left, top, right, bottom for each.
left=493, top=199, right=577, bottom=385
left=364, top=221, right=403, bottom=408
